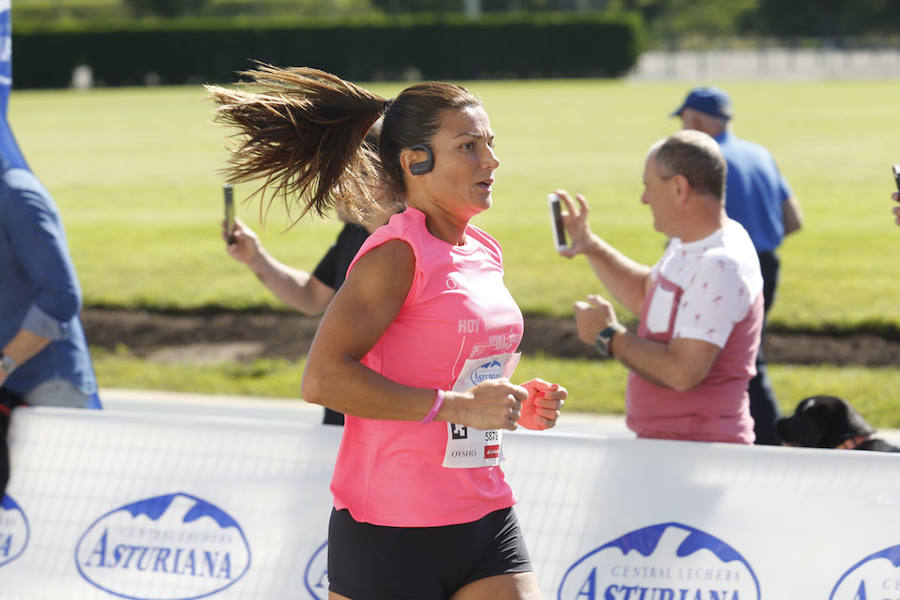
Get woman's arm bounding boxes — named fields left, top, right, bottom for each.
left=301, top=239, right=526, bottom=430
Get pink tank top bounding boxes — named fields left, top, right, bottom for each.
left=330, top=207, right=524, bottom=527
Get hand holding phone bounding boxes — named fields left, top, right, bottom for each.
left=224, top=184, right=236, bottom=244
left=548, top=193, right=568, bottom=251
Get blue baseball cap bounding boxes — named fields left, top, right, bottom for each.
left=670, top=86, right=733, bottom=120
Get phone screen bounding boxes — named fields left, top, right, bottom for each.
left=548, top=193, right=567, bottom=251
left=892, top=165, right=900, bottom=193
left=224, top=184, right=235, bottom=244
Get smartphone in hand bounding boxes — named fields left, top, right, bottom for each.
left=224, top=184, right=236, bottom=244
left=892, top=164, right=900, bottom=193
left=548, top=193, right=567, bottom=251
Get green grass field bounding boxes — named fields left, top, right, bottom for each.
left=8, top=79, right=899, bottom=423
left=11, top=79, right=900, bottom=328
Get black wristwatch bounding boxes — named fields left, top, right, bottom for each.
left=0, top=352, right=17, bottom=375
left=595, top=323, right=626, bottom=358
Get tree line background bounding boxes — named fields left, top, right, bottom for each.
left=13, top=0, right=900, bottom=45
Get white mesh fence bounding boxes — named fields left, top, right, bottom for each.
left=2, top=399, right=900, bottom=599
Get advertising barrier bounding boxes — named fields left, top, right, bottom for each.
left=2, top=403, right=900, bottom=599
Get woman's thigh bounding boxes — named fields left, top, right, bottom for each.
left=327, top=572, right=542, bottom=600
left=451, top=571, right=542, bottom=600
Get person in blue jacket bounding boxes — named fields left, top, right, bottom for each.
left=0, top=163, right=97, bottom=408
left=0, top=1, right=98, bottom=499
left=0, top=120, right=99, bottom=496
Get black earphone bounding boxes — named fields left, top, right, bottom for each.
left=409, top=144, right=435, bottom=175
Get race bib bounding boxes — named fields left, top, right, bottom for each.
left=441, top=352, right=520, bottom=469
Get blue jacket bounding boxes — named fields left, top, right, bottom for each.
left=0, top=167, right=97, bottom=397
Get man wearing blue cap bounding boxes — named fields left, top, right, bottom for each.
left=671, top=86, right=803, bottom=446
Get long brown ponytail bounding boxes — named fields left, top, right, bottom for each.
left=207, top=64, right=481, bottom=223
left=206, top=64, right=385, bottom=222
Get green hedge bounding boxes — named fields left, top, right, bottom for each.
left=10, top=13, right=644, bottom=88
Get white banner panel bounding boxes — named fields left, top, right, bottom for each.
left=2, top=404, right=900, bottom=600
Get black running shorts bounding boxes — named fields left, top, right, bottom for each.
left=327, top=506, right=532, bottom=599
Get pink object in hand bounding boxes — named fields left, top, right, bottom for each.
left=519, top=378, right=557, bottom=430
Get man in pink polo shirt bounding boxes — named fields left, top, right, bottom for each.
left=555, top=130, right=764, bottom=444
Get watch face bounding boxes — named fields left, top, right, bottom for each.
left=595, top=324, right=623, bottom=358
left=1, top=355, right=15, bottom=373
left=594, top=333, right=611, bottom=358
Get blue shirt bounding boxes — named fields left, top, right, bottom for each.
left=0, top=167, right=97, bottom=397
left=715, top=131, right=792, bottom=253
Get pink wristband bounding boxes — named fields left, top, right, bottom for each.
left=422, top=389, right=444, bottom=423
